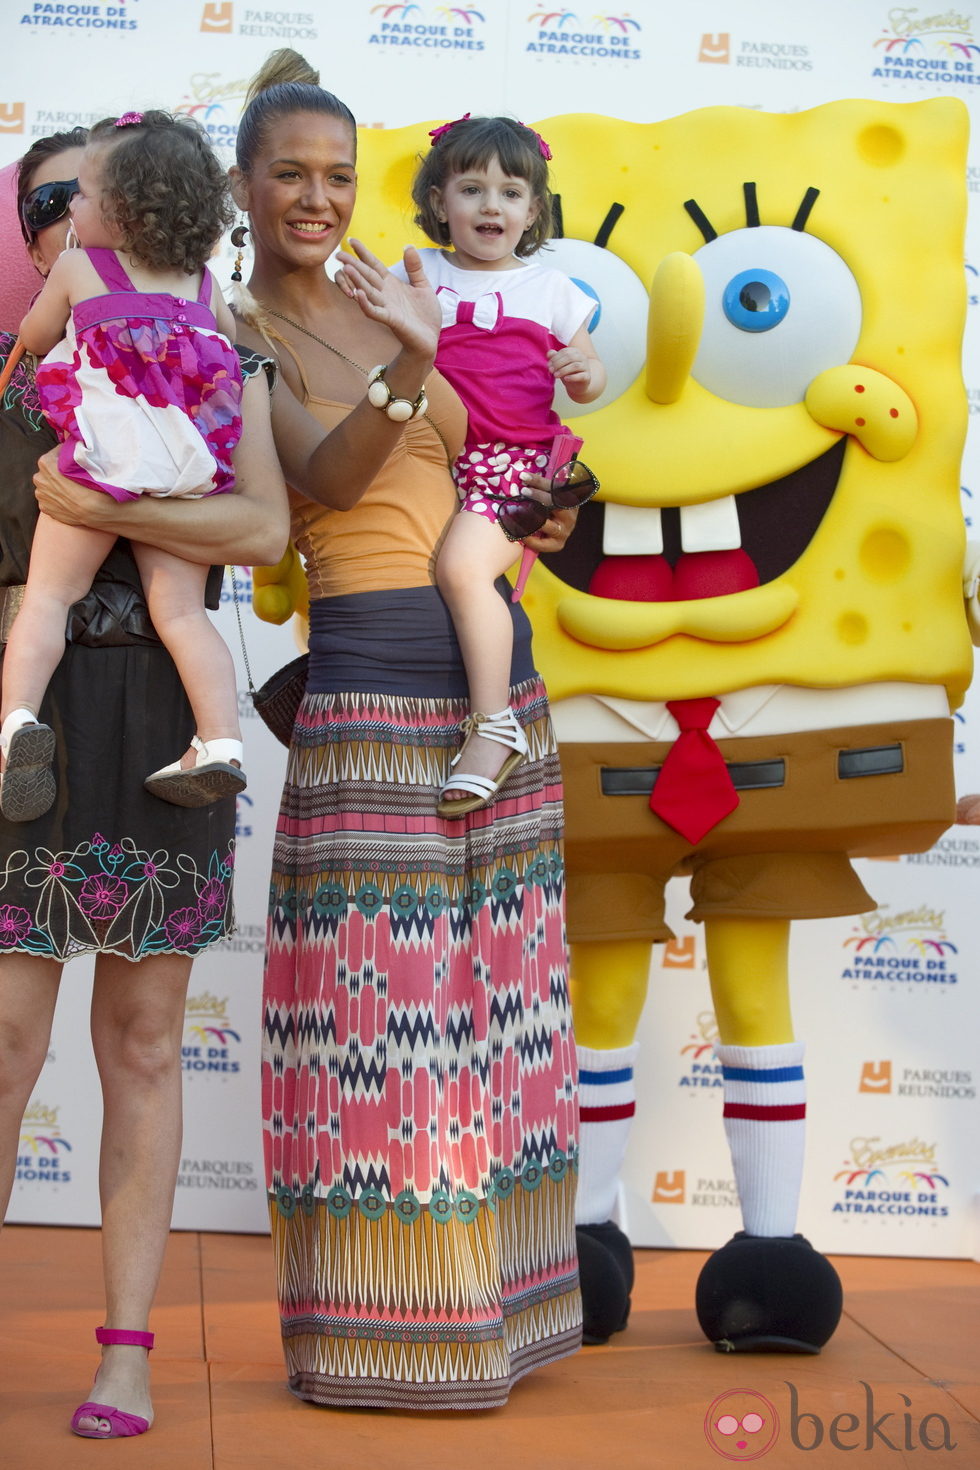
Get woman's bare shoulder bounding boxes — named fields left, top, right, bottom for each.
left=232, top=313, right=276, bottom=357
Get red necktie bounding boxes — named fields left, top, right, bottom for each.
left=649, top=697, right=740, bottom=843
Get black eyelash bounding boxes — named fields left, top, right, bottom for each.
left=594, top=203, right=624, bottom=249
left=549, top=196, right=624, bottom=249
left=792, top=186, right=820, bottom=231
left=686, top=184, right=820, bottom=240
left=554, top=182, right=818, bottom=254
left=684, top=198, right=717, bottom=243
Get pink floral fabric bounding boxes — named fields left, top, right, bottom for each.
left=35, top=250, right=243, bottom=503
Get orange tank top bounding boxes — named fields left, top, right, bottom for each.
left=272, top=329, right=466, bottom=600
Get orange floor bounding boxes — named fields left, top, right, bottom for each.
left=1, top=1226, right=978, bottom=1468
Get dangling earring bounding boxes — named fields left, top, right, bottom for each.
left=230, top=222, right=249, bottom=282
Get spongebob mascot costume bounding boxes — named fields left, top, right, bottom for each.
left=255, top=98, right=972, bottom=1353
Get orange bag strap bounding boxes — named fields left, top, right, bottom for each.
left=0, top=337, right=26, bottom=396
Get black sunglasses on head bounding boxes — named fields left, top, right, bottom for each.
left=498, top=458, right=600, bottom=542
left=20, top=177, right=79, bottom=242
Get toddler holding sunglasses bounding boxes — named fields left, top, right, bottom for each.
left=390, top=114, right=605, bottom=816
left=6, top=110, right=246, bottom=822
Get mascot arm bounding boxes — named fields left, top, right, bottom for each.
left=963, top=542, right=980, bottom=646
left=252, top=543, right=309, bottom=626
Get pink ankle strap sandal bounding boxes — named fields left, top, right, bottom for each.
left=70, top=1326, right=155, bottom=1439
left=95, top=1327, right=154, bottom=1350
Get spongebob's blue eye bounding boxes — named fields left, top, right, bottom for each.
left=723, top=268, right=789, bottom=333
left=692, top=225, right=861, bottom=407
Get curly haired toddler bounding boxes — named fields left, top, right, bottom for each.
left=6, top=111, right=246, bottom=819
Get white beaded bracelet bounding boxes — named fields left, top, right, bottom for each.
left=367, top=364, right=428, bottom=423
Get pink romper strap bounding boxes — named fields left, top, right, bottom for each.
left=83, top=247, right=137, bottom=293
left=83, top=248, right=211, bottom=310
left=195, top=265, right=214, bottom=307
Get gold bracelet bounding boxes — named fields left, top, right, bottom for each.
left=366, top=364, right=428, bottom=423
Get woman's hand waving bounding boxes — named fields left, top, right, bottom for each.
left=336, top=240, right=440, bottom=362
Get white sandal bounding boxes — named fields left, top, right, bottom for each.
left=144, top=736, right=246, bottom=808
left=0, top=708, right=56, bottom=823
left=437, top=707, right=529, bottom=818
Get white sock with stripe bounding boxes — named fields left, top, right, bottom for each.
left=717, top=1040, right=806, bottom=1237
left=575, top=1043, right=639, bottom=1226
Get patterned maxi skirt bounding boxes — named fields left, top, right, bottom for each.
left=262, top=585, right=581, bottom=1410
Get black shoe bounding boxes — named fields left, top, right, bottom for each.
left=695, top=1231, right=843, bottom=1353
left=577, top=1220, right=635, bottom=1345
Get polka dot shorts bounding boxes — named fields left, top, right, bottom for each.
left=453, top=441, right=551, bottom=525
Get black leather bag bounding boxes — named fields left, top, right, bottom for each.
left=250, top=653, right=309, bottom=747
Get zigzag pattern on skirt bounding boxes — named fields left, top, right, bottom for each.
left=263, top=674, right=580, bottom=1407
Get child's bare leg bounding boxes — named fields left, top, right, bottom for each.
left=0, top=514, right=116, bottom=820
left=131, top=544, right=241, bottom=751
left=135, top=546, right=245, bottom=808
left=436, top=510, right=521, bottom=800
left=1, top=512, right=116, bottom=725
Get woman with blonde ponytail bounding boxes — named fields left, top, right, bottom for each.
left=231, top=49, right=582, bottom=1411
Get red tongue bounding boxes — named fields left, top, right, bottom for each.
left=673, top=550, right=759, bottom=599
left=588, top=555, right=674, bottom=602
left=588, top=550, right=759, bottom=602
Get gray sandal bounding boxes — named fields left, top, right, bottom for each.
left=0, top=712, right=56, bottom=823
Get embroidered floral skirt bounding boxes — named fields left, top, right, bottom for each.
left=0, top=637, right=235, bottom=960
left=262, top=587, right=581, bottom=1410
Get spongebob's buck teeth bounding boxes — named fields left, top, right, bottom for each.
left=602, top=497, right=743, bottom=558
left=680, top=496, right=741, bottom=553
left=602, top=503, right=663, bottom=556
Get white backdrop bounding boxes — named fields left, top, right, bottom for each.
left=4, top=0, right=980, bottom=1255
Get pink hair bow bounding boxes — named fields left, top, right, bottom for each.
left=115, top=112, right=144, bottom=128
left=517, top=122, right=552, bottom=161
left=429, top=113, right=470, bottom=145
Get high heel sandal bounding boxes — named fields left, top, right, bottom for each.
left=437, top=706, right=529, bottom=818
left=144, top=735, right=246, bottom=808
left=0, top=707, right=56, bottom=823
left=70, top=1326, right=154, bottom=1439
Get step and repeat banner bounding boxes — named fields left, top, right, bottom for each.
left=4, top=0, right=980, bottom=1255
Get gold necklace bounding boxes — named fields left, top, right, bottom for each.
left=262, top=304, right=453, bottom=471
left=263, top=307, right=367, bottom=376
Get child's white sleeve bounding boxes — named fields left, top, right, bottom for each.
left=550, top=271, right=598, bottom=345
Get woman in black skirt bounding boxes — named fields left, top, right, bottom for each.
left=0, top=129, right=287, bottom=1439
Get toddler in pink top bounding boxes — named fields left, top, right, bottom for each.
left=393, top=115, right=606, bottom=816
left=6, top=111, right=247, bottom=822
